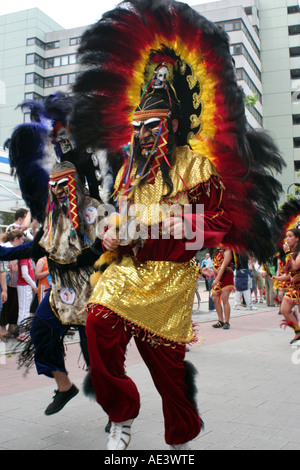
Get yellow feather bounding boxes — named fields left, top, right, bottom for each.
left=93, top=250, right=119, bottom=269
left=90, top=271, right=101, bottom=288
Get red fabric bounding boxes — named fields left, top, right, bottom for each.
left=17, top=259, right=35, bottom=286
left=135, top=180, right=232, bottom=263
left=85, top=305, right=201, bottom=445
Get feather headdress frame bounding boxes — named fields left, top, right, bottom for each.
left=275, top=198, right=300, bottom=250
left=73, top=0, right=285, bottom=262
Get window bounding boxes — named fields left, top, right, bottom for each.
left=230, top=43, right=261, bottom=81
left=43, top=73, right=78, bottom=88
left=289, top=24, right=300, bottom=35
left=288, top=5, right=300, bottom=14
left=61, top=56, right=69, bottom=66
left=235, top=68, right=262, bottom=104
left=61, top=75, right=68, bottom=85
left=293, top=114, right=300, bottom=125
left=45, top=41, right=60, bottom=50
left=44, top=77, right=54, bottom=88
left=294, top=137, right=300, bottom=148
left=244, top=7, right=253, bottom=15
left=69, top=73, right=76, bottom=84
left=230, top=44, right=242, bottom=55
left=45, top=58, right=54, bottom=69
left=50, top=54, right=78, bottom=68
left=53, top=76, right=60, bottom=87
left=291, top=69, right=300, bottom=79
left=24, top=92, right=44, bottom=103
left=25, top=73, right=34, bottom=85
left=26, top=53, right=44, bottom=68
left=25, top=73, right=43, bottom=87
left=290, top=47, right=300, bottom=57
left=294, top=161, right=300, bottom=171
left=26, top=54, right=35, bottom=65
left=217, top=20, right=260, bottom=59
left=26, top=37, right=44, bottom=49
left=26, top=38, right=35, bottom=46
left=70, top=37, right=81, bottom=46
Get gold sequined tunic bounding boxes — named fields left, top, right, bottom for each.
left=89, top=146, right=224, bottom=343
left=90, top=256, right=198, bottom=343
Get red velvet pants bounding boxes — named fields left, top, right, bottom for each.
left=85, top=305, right=201, bottom=445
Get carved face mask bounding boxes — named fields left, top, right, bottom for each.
left=153, top=64, right=169, bottom=89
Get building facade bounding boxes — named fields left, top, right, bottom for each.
left=0, top=8, right=87, bottom=220
left=194, top=0, right=300, bottom=195
left=0, top=1, right=300, bottom=217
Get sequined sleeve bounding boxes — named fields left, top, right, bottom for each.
left=136, top=175, right=232, bottom=263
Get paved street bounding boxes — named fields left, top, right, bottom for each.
left=0, top=282, right=300, bottom=451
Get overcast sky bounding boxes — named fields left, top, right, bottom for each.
left=0, top=0, right=220, bottom=29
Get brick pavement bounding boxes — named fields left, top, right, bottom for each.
left=1, top=285, right=300, bottom=450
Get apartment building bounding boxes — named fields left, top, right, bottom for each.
left=0, top=8, right=86, bottom=145
left=194, top=0, right=300, bottom=194
left=0, top=0, right=299, bottom=216
left=0, top=8, right=86, bottom=220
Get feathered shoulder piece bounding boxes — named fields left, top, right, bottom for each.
left=8, top=120, right=50, bottom=223
left=73, top=0, right=285, bottom=262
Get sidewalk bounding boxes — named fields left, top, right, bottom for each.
left=0, top=282, right=300, bottom=450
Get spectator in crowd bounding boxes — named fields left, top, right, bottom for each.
left=249, top=258, right=265, bottom=303
left=263, top=260, right=276, bottom=307
left=201, top=253, right=211, bottom=291
left=0, top=260, right=8, bottom=340
left=0, top=230, right=23, bottom=338
left=234, top=254, right=256, bottom=310
left=6, top=209, right=38, bottom=241
left=35, top=256, right=51, bottom=304
left=17, top=254, right=38, bottom=342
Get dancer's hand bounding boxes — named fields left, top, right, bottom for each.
left=102, top=226, right=121, bottom=251
left=162, top=216, right=186, bottom=239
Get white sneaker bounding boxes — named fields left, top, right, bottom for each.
left=107, top=419, right=133, bottom=450
left=170, top=442, right=191, bottom=450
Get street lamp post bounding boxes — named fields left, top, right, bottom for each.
left=287, top=182, right=300, bottom=195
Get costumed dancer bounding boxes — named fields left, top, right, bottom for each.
left=210, top=247, right=234, bottom=330
left=273, top=247, right=291, bottom=313
left=72, top=0, right=284, bottom=450
left=273, top=199, right=300, bottom=344
left=0, top=93, right=112, bottom=415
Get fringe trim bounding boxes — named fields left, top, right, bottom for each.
left=87, top=303, right=199, bottom=348
left=280, top=320, right=300, bottom=332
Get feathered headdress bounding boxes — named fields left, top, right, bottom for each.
left=7, top=92, right=79, bottom=223
left=7, top=91, right=116, bottom=222
left=275, top=198, right=300, bottom=250
left=73, top=0, right=285, bottom=262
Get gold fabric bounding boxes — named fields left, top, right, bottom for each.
left=115, top=145, right=219, bottom=225
left=40, top=196, right=102, bottom=325
left=90, top=146, right=218, bottom=342
left=89, top=255, right=198, bottom=343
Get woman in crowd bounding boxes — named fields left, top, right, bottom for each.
left=204, top=247, right=235, bottom=330
left=0, top=230, right=23, bottom=339
left=272, top=228, right=300, bottom=344
left=17, top=252, right=38, bottom=342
